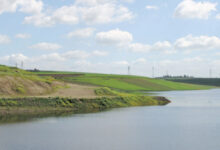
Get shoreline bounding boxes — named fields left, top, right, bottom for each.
left=0, top=96, right=170, bottom=123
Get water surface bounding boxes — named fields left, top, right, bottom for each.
left=0, top=89, right=220, bottom=150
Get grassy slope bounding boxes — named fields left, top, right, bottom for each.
left=165, top=78, right=220, bottom=87
left=0, top=65, right=63, bottom=96
left=0, top=65, right=54, bottom=82
left=36, top=72, right=212, bottom=91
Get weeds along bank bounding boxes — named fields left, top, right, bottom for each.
left=0, top=88, right=170, bottom=123
left=2, top=65, right=212, bottom=123
left=0, top=96, right=170, bottom=122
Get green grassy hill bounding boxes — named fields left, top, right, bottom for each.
left=165, top=78, right=220, bottom=87
left=0, top=65, right=64, bottom=96
left=35, top=72, right=212, bottom=91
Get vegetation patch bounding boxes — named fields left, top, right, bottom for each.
left=36, top=72, right=213, bottom=91
left=0, top=95, right=170, bottom=123
left=95, top=87, right=118, bottom=96
left=0, top=65, right=66, bottom=96
left=165, top=78, right=220, bottom=87
left=14, top=84, right=26, bottom=94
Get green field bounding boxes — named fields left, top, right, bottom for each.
left=0, top=66, right=213, bottom=122
left=165, top=78, right=220, bottom=87
left=35, top=72, right=213, bottom=91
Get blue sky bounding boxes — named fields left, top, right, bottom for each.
left=0, top=0, right=220, bottom=77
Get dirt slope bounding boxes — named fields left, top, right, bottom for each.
left=43, top=83, right=98, bottom=98
left=0, top=76, right=64, bottom=97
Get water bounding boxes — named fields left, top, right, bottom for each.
left=0, top=89, right=220, bottom=150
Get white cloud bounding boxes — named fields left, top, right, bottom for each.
left=127, top=35, right=220, bottom=54
left=128, top=41, right=172, bottom=53
left=121, top=0, right=134, bottom=3
left=174, top=35, right=220, bottom=51
left=79, top=3, right=133, bottom=24
left=52, top=5, right=79, bottom=25
left=24, top=6, right=79, bottom=27
left=2, top=53, right=28, bottom=63
left=0, top=50, right=94, bottom=70
left=174, top=0, right=217, bottom=19
left=95, top=28, right=173, bottom=53
left=0, top=34, right=10, bottom=44
left=24, top=1, right=134, bottom=27
left=67, top=28, right=95, bottom=38
left=0, top=0, right=43, bottom=15
left=128, top=43, right=151, bottom=52
left=0, top=52, right=218, bottom=77
left=75, top=0, right=134, bottom=5
left=30, top=42, right=62, bottom=50
left=39, top=53, right=66, bottom=62
left=152, top=41, right=172, bottom=51
left=92, top=50, right=109, bottom=56
left=15, top=33, right=31, bottom=39
left=62, top=50, right=90, bottom=59
left=18, top=0, right=43, bottom=14
left=114, top=60, right=129, bottom=66
left=132, top=58, right=147, bottom=64
left=24, top=13, right=54, bottom=27
left=34, top=50, right=90, bottom=62
left=146, top=5, right=159, bottom=10
left=75, top=0, right=112, bottom=5
left=96, top=29, right=133, bottom=45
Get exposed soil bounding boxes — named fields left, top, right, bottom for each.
left=42, top=83, right=98, bottom=98
left=0, top=76, right=65, bottom=97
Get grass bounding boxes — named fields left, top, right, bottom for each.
left=0, top=66, right=213, bottom=123
left=35, top=71, right=213, bottom=91
left=0, top=65, right=55, bottom=83
left=165, top=78, right=220, bottom=87
left=0, top=92, right=170, bottom=123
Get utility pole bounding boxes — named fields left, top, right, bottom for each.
left=152, top=66, right=155, bottom=78
left=128, top=66, right=130, bottom=75
left=209, top=68, right=212, bottom=78
left=21, top=61, right=24, bottom=69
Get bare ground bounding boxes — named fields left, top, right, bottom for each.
left=0, top=75, right=98, bottom=98
left=0, top=76, right=63, bottom=96
left=42, top=83, right=98, bottom=98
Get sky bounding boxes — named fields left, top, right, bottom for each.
left=0, top=0, right=220, bottom=77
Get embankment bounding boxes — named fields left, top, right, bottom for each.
left=0, top=95, right=170, bottom=123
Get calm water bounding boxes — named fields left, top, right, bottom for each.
left=0, top=89, right=220, bottom=150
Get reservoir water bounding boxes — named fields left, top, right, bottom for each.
left=0, top=89, right=220, bottom=150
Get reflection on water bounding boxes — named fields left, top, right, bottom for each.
left=0, top=109, right=105, bottom=124
left=0, top=112, right=73, bottom=124
left=0, top=89, right=220, bottom=150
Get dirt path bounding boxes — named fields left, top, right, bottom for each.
left=43, top=83, right=99, bottom=98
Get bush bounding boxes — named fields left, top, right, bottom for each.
left=95, top=87, right=118, bottom=96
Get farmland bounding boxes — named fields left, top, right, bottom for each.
left=165, top=78, right=220, bottom=87
left=35, top=72, right=213, bottom=91
left=0, top=66, right=173, bottom=122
